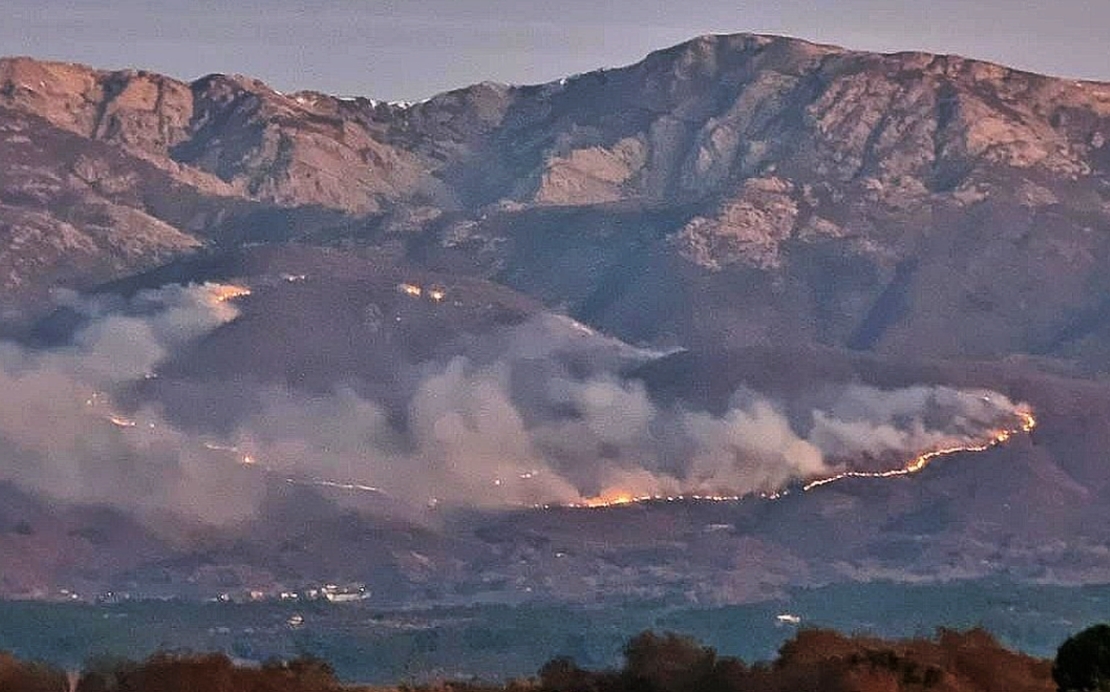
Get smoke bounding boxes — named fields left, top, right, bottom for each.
left=0, top=285, right=1030, bottom=523
left=808, top=384, right=1022, bottom=465
left=0, top=284, right=264, bottom=522
left=225, top=340, right=1025, bottom=509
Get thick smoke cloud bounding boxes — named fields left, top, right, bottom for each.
left=0, top=285, right=1029, bottom=522
left=0, top=284, right=264, bottom=522
left=808, top=385, right=1020, bottom=465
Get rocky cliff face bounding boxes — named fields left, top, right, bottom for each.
left=3, top=33, right=1110, bottom=363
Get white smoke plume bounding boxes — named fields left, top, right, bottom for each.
left=0, top=284, right=264, bottom=522
left=227, top=352, right=1025, bottom=509
left=808, top=384, right=1022, bottom=465
left=0, top=285, right=1031, bottom=522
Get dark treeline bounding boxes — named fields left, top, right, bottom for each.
left=525, top=629, right=1054, bottom=692
left=0, top=651, right=67, bottom=692
left=0, top=627, right=1067, bottom=692
left=0, top=652, right=344, bottom=692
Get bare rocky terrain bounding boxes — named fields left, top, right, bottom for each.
left=4, top=34, right=1110, bottom=362
left=1, top=34, right=1110, bottom=603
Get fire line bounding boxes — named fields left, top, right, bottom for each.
left=568, top=407, right=1037, bottom=509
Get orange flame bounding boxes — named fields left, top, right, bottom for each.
left=208, top=284, right=252, bottom=303
left=579, top=492, right=638, bottom=508
left=802, top=406, right=1036, bottom=491
left=568, top=407, right=1037, bottom=509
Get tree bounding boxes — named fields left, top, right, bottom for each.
left=0, top=652, right=67, bottom=692
left=1054, top=624, right=1110, bottom=692
left=622, top=631, right=719, bottom=692
left=75, top=655, right=137, bottom=692
left=260, top=655, right=339, bottom=691
left=539, top=656, right=601, bottom=692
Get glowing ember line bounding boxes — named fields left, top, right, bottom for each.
left=208, top=284, right=252, bottom=302
left=565, top=492, right=751, bottom=509
left=199, top=443, right=390, bottom=497
left=564, top=408, right=1037, bottom=509
left=234, top=454, right=389, bottom=496
left=801, top=408, right=1036, bottom=491
left=202, top=442, right=239, bottom=452
left=286, top=478, right=387, bottom=495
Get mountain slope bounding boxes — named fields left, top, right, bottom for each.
left=2, top=34, right=1110, bottom=601
left=5, top=34, right=1110, bottom=366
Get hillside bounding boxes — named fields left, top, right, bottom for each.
left=2, top=34, right=1110, bottom=364
left=0, top=35, right=1105, bottom=362
left=0, top=34, right=1109, bottom=602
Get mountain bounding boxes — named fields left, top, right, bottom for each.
left=1, top=34, right=1110, bottom=603
left=3, top=35, right=1110, bottom=364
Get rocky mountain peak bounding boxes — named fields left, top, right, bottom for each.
left=0, top=35, right=1108, bottom=359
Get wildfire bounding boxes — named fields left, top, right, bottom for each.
left=289, top=478, right=386, bottom=494
left=398, top=281, right=448, bottom=302
left=802, top=406, right=1036, bottom=491
left=207, top=284, right=252, bottom=303
left=202, top=444, right=389, bottom=497
left=569, top=492, right=748, bottom=509
left=202, top=442, right=239, bottom=452
left=578, top=492, right=639, bottom=508
left=567, top=407, right=1038, bottom=509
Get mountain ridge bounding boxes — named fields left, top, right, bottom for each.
left=2, top=33, right=1110, bottom=602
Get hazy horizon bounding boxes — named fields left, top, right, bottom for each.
left=4, top=1, right=1108, bottom=101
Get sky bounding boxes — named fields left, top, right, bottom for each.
left=3, top=1, right=1108, bottom=101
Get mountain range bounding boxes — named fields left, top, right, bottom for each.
left=1, top=33, right=1109, bottom=604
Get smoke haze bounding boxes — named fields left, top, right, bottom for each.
left=0, top=284, right=263, bottom=522
left=0, top=284, right=1029, bottom=522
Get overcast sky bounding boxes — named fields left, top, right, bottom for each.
left=4, top=1, right=1108, bottom=101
